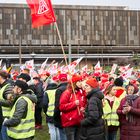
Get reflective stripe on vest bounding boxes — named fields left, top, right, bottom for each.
left=46, top=89, right=56, bottom=117
left=103, top=98, right=120, bottom=126
left=7, top=96, right=35, bottom=139
left=0, top=84, right=11, bottom=117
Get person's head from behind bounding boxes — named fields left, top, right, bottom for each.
left=114, top=77, right=123, bottom=87
left=22, top=68, right=30, bottom=75
left=17, top=73, right=31, bottom=83
left=0, top=70, right=9, bottom=84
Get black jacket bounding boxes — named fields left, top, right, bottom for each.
left=53, top=82, right=68, bottom=128
left=80, top=88, right=105, bottom=140
left=33, top=81, right=44, bottom=108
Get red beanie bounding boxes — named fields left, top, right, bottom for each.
left=71, top=74, right=82, bottom=83
left=86, top=78, right=99, bottom=88
left=58, top=73, right=67, bottom=82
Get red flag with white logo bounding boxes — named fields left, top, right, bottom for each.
left=26, top=0, right=56, bottom=28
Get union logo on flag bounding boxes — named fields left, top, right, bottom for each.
left=37, top=0, right=49, bottom=15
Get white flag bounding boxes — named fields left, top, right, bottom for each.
left=0, top=59, right=2, bottom=67
left=41, top=58, right=49, bottom=70
left=25, top=59, right=34, bottom=70
left=122, top=67, right=133, bottom=79
left=110, top=64, right=117, bottom=74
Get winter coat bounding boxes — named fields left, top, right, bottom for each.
left=117, top=96, right=140, bottom=140
left=59, top=87, right=87, bottom=127
left=80, top=88, right=105, bottom=140
left=34, top=81, right=44, bottom=108
left=53, top=82, right=68, bottom=128
left=3, top=90, right=37, bottom=127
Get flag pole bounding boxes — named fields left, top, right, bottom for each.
left=54, top=22, right=80, bottom=115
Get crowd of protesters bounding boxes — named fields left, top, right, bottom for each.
left=0, top=64, right=140, bottom=140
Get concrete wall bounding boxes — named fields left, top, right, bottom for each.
left=0, top=4, right=140, bottom=46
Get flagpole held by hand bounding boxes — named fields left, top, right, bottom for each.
left=54, top=22, right=81, bottom=115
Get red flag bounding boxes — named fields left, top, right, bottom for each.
left=26, top=0, right=56, bottom=28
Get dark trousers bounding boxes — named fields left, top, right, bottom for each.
left=35, top=106, right=42, bottom=125
left=108, top=130, right=117, bottom=140
left=65, top=126, right=80, bottom=140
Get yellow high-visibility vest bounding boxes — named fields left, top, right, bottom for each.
left=0, top=84, right=11, bottom=117
left=46, top=89, right=56, bottom=117
left=103, top=97, right=120, bottom=126
left=7, top=96, right=35, bottom=139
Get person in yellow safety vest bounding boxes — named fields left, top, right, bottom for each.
left=3, top=80, right=37, bottom=140
left=103, top=85, right=120, bottom=140
left=0, top=70, right=14, bottom=140
left=43, top=81, right=59, bottom=140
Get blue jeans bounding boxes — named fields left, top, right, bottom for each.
left=1, top=125, right=9, bottom=140
left=48, top=123, right=60, bottom=140
left=108, top=130, right=117, bottom=140
left=59, top=128, right=67, bottom=140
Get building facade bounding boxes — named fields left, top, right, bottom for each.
left=0, top=4, right=140, bottom=65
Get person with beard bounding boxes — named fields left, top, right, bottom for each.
left=117, top=84, right=140, bottom=140
left=59, top=74, right=87, bottom=140
left=80, top=77, right=105, bottom=140
left=3, top=80, right=37, bottom=140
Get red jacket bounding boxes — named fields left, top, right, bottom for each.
left=59, top=88, right=87, bottom=127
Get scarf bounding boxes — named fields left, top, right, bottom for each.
left=126, top=94, right=139, bottom=122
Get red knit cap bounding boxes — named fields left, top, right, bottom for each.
left=71, top=74, right=82, bottom=83
left=58, top=73, right=67, bottom=82
left=86, top=78, right=99, bottom=88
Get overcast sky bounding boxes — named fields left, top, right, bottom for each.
left=0, top=0, right=140, bottom=10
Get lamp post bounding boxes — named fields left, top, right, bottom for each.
left=85, top=51, right=87, bottom=64
left=76, top=38, right=80, bottom=69
left=19, top=24, right=22, bottom=67
left=68, top=18, right=71, bottom=64
left=19, top=36, right=22, bottom=67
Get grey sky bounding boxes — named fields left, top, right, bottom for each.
left=0, top=0, right=140, bottom=10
